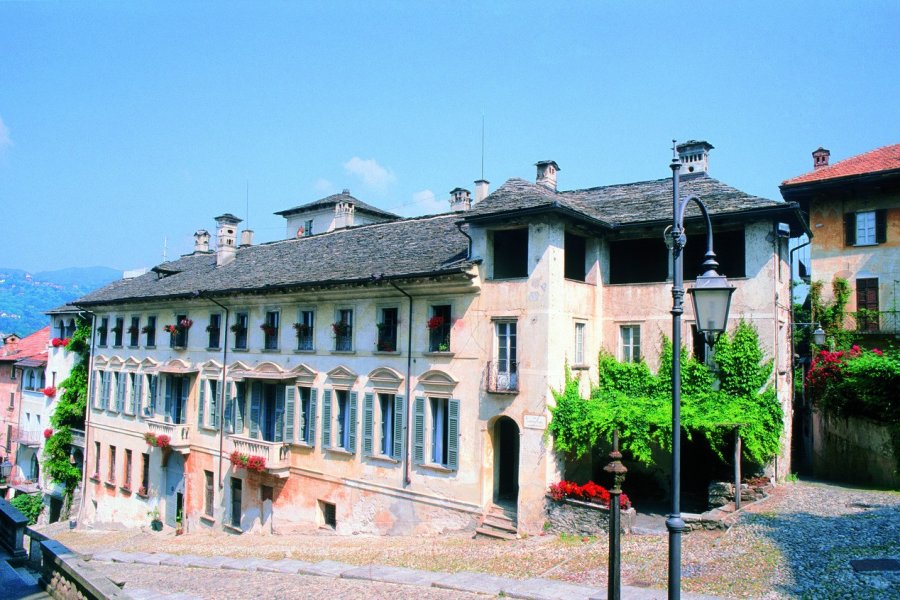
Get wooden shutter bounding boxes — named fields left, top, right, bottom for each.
left=362, top=393, right=374, bottom=456
left=447, top=398, right=460, bottom=471
left=180, top=378, right=189, bottom=425
left=392, top=395, right=405, bottom=460
left=348, top=392, right=358, bottom=453
left=321, top=389, right=332, bottom=448
left=413, top=396, right=425, bottom=465
left=149, top=375, right=158, bottom=415
left=285, top=386, right=295, bottom=443
left=876, top=209, right=888, bottom=243
left=198, top=379, right=206, bottom=427
left=235, top=383, right=245, bottom=434
left=210, top=381, right=218, bottom=430
left=116, top=373, right=125, bottom=412
left=249, top=382, right=262, bottom=439
left=308, top=388, right=318, bottom=446
left=274, top=385, right=285, bottom=443
left=134, top=375, right=143, bottom=417
left=844, top=213, right=856, bottom=246
left=224, top=384, right=233, bottom=433
left=164, top=377, right=173, bottom=423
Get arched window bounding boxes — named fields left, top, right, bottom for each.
left=27, top=370, right=36, bottom=391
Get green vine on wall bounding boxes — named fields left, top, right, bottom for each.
left=548, top=320, right=782, bottom=467
left=43, top=318, right=90, bottom=508
left=809, top=277, right=852, bottom=349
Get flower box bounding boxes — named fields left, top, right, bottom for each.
left=41, top=387, right=57, bottom=398
left=230, top=450, right=266, bottom=473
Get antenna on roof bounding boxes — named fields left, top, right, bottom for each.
left=481, top=112, right=485, bottom=180
left=162, top=236, right=168, bottom=263
left=245, top=181, right=250, bottom=230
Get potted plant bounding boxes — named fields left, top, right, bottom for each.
left=260, top=323, right=277, bottom=336
left=163, top=324, right=178, bottom=334
left=175, top=510, right=184, bottom=535
left=141, top=324, right=154, bottom=334
left=179, top=318, right=193, bottom=330
left=331, top=321, right=349, bottom=336
left=127, top=325, right=139, bottom=335
left=148, top=508, right=163, bottom=531
left=110, top=324, right=123, bottom=335
left=230, top=323, right=246, bottom=334
left=144, top=431, right=158, bottom=446
left=292, top=322, right=310, bottom=336
left=96, top=324, right=108, bottom=334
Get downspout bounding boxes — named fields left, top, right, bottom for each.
left=456, top=222, right=473, bottom=260
left=74, top=308, right=97, bottom=525
left=196, top=292, right=229, bottom=490
left=388, top=280, right=414, bottom=487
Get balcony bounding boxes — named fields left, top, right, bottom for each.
left=229, top=435, right=291, bottom=478
left=70, top=428, right=85, bottom=448
left=12, top=427, right=42, bottom=447
left=852, top=310, right=900, bottom=335
left=485, top=361, right=519, bottom=394
left=145, top=419, right=192, bottom=453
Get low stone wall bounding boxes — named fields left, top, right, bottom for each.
left=544, top=496, right=636, bottom=536
left=708, top=480, right=769, bottom=508
left=39, top=539, right=134, bottom=600
left=812, top=411, right=899, bottom=489
left=0, top=499, right=28, bottom=561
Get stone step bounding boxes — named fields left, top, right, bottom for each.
left=481, top=514, right=517, bottom=532
left=474, top=525, right=518, bottom=541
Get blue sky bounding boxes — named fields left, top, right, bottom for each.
left=1, top=1, right=898, bottom=272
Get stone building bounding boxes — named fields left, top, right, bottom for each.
left=74, top=142, right=806, bottom=535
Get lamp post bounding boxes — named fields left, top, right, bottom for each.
left=668, top=144, right=735, bottom=599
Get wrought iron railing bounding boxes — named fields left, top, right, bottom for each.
left=485, top=361, right=519, bottom=393
left=851, top=310, right=900, bottom=334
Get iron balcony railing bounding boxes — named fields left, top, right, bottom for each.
left=12, top=427, right=42, bottom=447
left=485, top=361, right=519, bottom=393
left=852, top=310, right=900, bottom=334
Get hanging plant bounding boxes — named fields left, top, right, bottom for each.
left=260, top=323, right=278, bottom=336
left=293, top=322, right=310, bottom=336
left=331, top=321, right=349, bottom=336
left=127, top=325, right=139, bottom=335
left=179, top=318, right=193, bottom=330
left=230, top=323, right=247, bottom=334
left=163, top=324, right=178, bottom=334
left=42, top=386, right=57, bottom=398
left=141, top=325, right=154, bottom=334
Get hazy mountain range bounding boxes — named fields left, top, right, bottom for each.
left=0, top=266, right=121, bottom=336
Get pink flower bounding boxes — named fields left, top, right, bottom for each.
left=873, top=348, right=883, bottom=356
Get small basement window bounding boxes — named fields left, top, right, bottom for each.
left=319, top=500, right=336, bottom=529
left=492, top=228, right=528, bottom=279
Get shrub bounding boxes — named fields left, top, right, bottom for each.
left=11, top=493, right=44, bottom=525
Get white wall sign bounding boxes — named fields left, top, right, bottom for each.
left=524, top=414, right=547, bottom=430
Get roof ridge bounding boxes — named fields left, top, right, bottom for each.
left=782, top=143, right=900, bottom=185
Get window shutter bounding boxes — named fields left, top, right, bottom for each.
left=447, top=398, right=460, bottom=471
left=274, top=385, right=285, bottom=443
left=133, top=375, right=142, bottom=416
left=179, top=379, right=189, bottom=425
left=164, top=377, right=173, bottom=423
left=348, top=391, right=358, bottom=454
left=211, top=382, right=218, bottom=430
left=413, top=396, right=425, bottom=465
left=284, top=386, right=295, bottom=443
left=224, top=384, right=233, bottom=433
left=321, top=389, right=332, bottom=448
left=393, top=395, right=405, bottom=460
left=844, top=213, right=856, bottom=246
left=148, top=375, right=158, bottom=416
left=198, top=379, right=206, bottom=427
left=249, top=382, right=262, bottom=439
left=235, top=383, right=245, bottom=434
left=308, top=388, right=318, bottom=446
left=876, top=209, right=888, bottom=243
left=362, top=392, right=374, bottom=456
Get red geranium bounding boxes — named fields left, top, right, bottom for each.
left=43, top=428, right=53, bottom=439
left=426, top=315, right=445, bottom=330
left=42, top=387, right=57, bottom=398
left=155, top=434, right=171, bottom=449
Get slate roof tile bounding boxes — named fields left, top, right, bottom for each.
left=274, top=191, right=399, bottom=220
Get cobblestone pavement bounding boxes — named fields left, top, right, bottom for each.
left=49, top=479, right=900, bottom=599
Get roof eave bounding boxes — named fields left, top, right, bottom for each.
left=463, top=203, right=616, bottom=231
left=780, top=166, right=900, bottom=197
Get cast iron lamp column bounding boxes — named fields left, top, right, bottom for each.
left=668, top=144, right=735, bottom=600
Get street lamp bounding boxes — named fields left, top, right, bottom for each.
left=668, top=143, right=734, bottom=600
left=812, top=326, right=826, bottom=346
left=0, top=457, right=12, bottom=483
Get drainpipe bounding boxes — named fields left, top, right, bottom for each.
left=73, top=307, right=97, bottom=526
left=387, top=279, right=414, bottom=487
left=455, top=222, right=472, bottom=260
left=195, top=292, right=229, bottom=490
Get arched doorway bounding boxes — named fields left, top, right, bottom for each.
left=493, top=417, right=520, bottom=506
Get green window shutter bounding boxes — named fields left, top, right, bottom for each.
left=362, top=392, right=374, bottom=456
left=447, top=398, right=460, bottom=471
left=198, top=379, right=206, bottom=427
left=179, top=379, right=189, bottom=425
left=224, top=384, right=233, bottom=433
left=274, top=385, right=285, bottom=443
left=249, top=382, right=262, bottom=439
left=149, top=375, right=158, bottom=416
left=348, top=392, right=358, bottom=454
left=133, top=375, right=142, bottom=416
left=235, top=383, right=245, bottom=434
left=308, top=388, right=317, bottom=446
left=413, top=396, right=425, bottom=465
left=285, top=386, right=295, bottom=443
left=211, top=382, right=219, bottom=430
left=845, top=213, right=856, bottom=246
left=392, top=395, right=405, bottom=460
left=164, top=377, right=173, bottom=423
left=321, top=389, right=332, bottom=448
left=117, top=373, right=126, bottom=412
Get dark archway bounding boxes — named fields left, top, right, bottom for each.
left=493, top=417, right=520, bottom=506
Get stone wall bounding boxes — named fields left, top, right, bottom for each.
left=812, top=411, right=899, bottom=489
left=544, top=496, right=635, bottom=536
left=40, top=539, right=133, bottom=600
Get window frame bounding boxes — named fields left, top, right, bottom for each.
left=233, top=311, right=249, bottom=350
left=145, top=315, right=157, bottom=347
left=296, top=308, right=315, bottom=351
left=128, top=316, right=140, bottom=347
left=333, top=308, right=354, bottom=352
left=574, top=321, right=586, bottom=366
left=376, top=306, right=399, bottom=352
left=98, top=317, right=109, bottom=347
left=428, top=304, right=452, bottom=352
left=263, top=310, right=280, bottom=351
left=494, top=320, right=518, bottom=391
left=113, top=316, right=124, bottom=347
left=208, top=313, right=222, bottom=349
left=620, top=324, right=641, bottom=363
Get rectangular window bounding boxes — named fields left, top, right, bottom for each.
left=430, top=397, right=450, bottom=467
left=304, top=219, right=313, bottom=236
left=378, top=393, right=395, bottom=456
left=296, top=310, right=315, bottom=351
left=494, top=321, right=518, bottom=391
left=428, top=304, right=451, bottom=352
left=8, top=392, right=13, bottom=409
left=564, top=232, right=587, bottom=281
left=141, top=453, right=149, bottom=493
left=204, top=470, right=214, bottom=518
left=377, top=307, right=398, bottom=352
left=124, top=449, right=132, bottom=488
left=621, top=325, right=641, bottom=363
left=146, top=375, right=158, bottom=416
left=856, top=277, right=880, bottom=332
left=165, top=375, right=189, bottom=424
left=856, top=211, right=877, bottom=246
left=108, top=445, right=116, bottom=483
left=145, top=315, right=157, bottom=347
left=208, top=313, right=221, bottom=349
left=299, top=386, right=314, bottom=444
left=263, top=311, right=279, bottom=350
left=113, top=317, right=124, bottom=347
left=492, top=228, right=528, bottom=279
left=94, top=441, right=101, bottom=478
left=336, top=389, right=351, bottom=450
left=98, top=317, right=109, bottom=346
left=233, top=312, right=249, bottom=350
left=230, top=477, right=242, bottom=528
left=129, top=316, right=140, bottom=347
left=171, top=313, right=189, bottom=348
left=334, top=309, right=353, bottom=352
left=208, top=379, right=219, bottom=428
left=574, top=322, right=585, bottom=365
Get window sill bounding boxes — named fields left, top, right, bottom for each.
left=423, top=351, right=455, bottom=358
left=853, top=242, right=880, bottom=247
left=488, top=276, right=528, bottom=282
left=419, top=463, right=454, bottom=474
left=260, top=349, right=281, bottom=353
left=571, top=364, right=589, bottom=371
left=112, top=345, right=123, bottom=349
left=366, top=455, right=400, bottom=465
left=293, top=441, right=315, bottom=450
left=205, top=347, right=222, bottom=352
left=128, top=345, right=140, bottom=350
left=223, top=523, right=243, bottom=534
left=294, top=349, right=316, bottom=354
left=373, top=350, right=400, bottom=355
left=136, top=491, right=149, bottom=499
left=199, top=515, right=216, bottom=526
left=331, top=350, right=356, bottom=355
left=231, top=347, right=249, bottom=353
left=199, top=425, right=219, bottom=433
left=104, top=481, right=116, bottom=489
left=145, top=345, right=156, bottom=350
left=325, top=447, right=355, bottom=457
left=89, top=475, right=101, bottom=483
left=119, top=486, right=133, bottom=495
left=486, top=388, right=518, bottom=395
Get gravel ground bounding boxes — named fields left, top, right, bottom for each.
left=47, top=479, right=900, bottom=599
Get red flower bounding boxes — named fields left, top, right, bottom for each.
left=42, top=387, right=57, bottom=398
left=155, top=434, right=171, bottom=449
left=43, top=428, right=53, bottom=439
left=426, top=315, right=445, bottom=330
left=873, top=348, right=883, bottom=356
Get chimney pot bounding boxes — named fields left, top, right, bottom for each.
left=240, top=229, right=254, bottom=247
left=214, top=213, right=242, bottom=267
left=812, top=147, right=830, bottom=170
left=449, top=187, right=472, bottom=212
left=675, top=140, right=714, bottom=175
left=342, top=189, right=350, bottom=195
left=193, top=229, right=210, bottom=253
left=535, top=161, right=560, bottom=191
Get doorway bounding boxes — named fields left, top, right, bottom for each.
left=493, top=417, right=520, bottom=507
left=165, top=452, right=185, bottom=527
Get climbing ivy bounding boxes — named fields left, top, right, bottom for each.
left=809, top=277, right=853, bottom=349
left=548, top=321, right=782, bottom=467
left=43, top=318, right=90, bottom=508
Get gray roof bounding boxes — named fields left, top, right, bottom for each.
left=466, top=174, right=805, bottom=231
left=45, top=304, right=81, bottom=316
left=274, top=192, right=400, bottom=220
left=76, top=214, right=472, bottom=306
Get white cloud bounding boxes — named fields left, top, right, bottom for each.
left=313, top=178, right=334, bottom=194
left=0, top=116, right=11, bottom=153
left=410, top=189, right=448, bottom=215
left=343, top=157, right=396, bottom=193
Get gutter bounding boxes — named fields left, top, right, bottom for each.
left=195, top=292, right=229, bottom=491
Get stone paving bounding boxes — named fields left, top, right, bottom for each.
left=87, top=549, right=724, bottom=600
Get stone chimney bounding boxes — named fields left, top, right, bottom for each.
left=334, top=191, right=355, bottom=229
left=676, top=140, right=714, bottom=174
left=449, top=187, right=471, bottom=212
left=240, top=229, right=254, bottom=247
left=214, top=213, right=242, bottom=267
left=535, top=161, right=560, bottom=191
left=812, top=147, right=830, bottom=170
left=474, top=179, right=490, bottom=203
left=193, top=229, right=210, bottom=253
